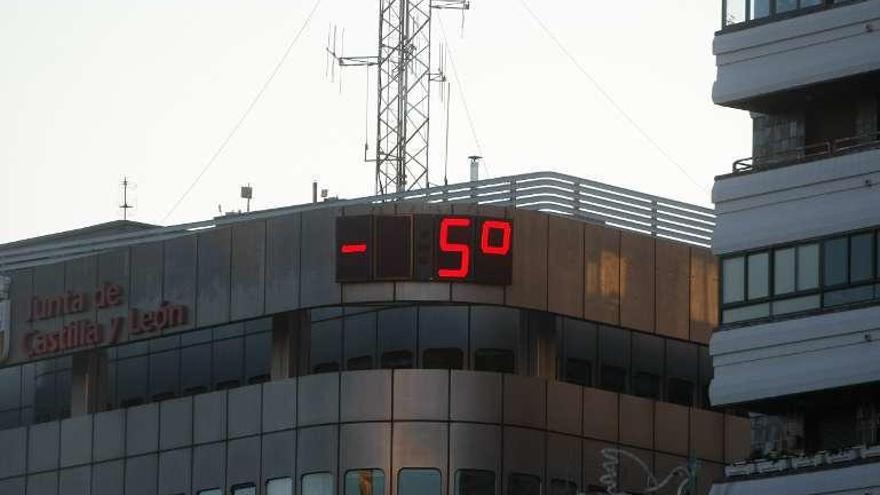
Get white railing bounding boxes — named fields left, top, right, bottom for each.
left=0, top=171, right=715, bottom=270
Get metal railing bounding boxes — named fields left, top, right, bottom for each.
left=0, top=172, right=715, bottom=271
left=729, top=131, right=880, bottom=175
left=721, top=0, right=861, bottom=30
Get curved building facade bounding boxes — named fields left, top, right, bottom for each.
left=0, top=175, right=747, bottom=495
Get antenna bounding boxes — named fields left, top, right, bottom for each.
left=120, top=177, right=133, bottom=220
left=326, top=0, right=471, bottom=195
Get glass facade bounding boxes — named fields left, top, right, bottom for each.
left=721, top=228, right=880, bottom=325
left=455, top=470, right=495, bottom=495
left=302, top=472, right=334, bottom=495
left=398, top=469, right=442, bottom=495
left=267, top=478, right=293, bottom=495
left=0, top=356, right=70, bottom=429
left=723, top=0, right=853, bottom=28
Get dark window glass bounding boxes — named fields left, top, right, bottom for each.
left=599, top=326, right=630, bottom=393
left=213, top=337, right=243, bottom=390
left=33, top=370, right=56, bottom=422
left=245, top=332, right=271, bottom=384
left=600, top=365, right=627, bottom=393
left=345, top=310, right=377, bottom=371
left=507, top=474, right=541, bottom=495
left=470, top=306, right=519, bottom=374
left=149, top=349, right=179, bottom=401
left=633, top=372, right=661, bottom=400
left=310, top=308, right=342, bottom=374
left=267, top=478, right=293, bottom=495
left=302, top=473, right=334, bottom=495
left=562, top=319, right=597, bottom=387
left=55, top=370, right=70, bottom=418
left=117, top=341, right=149, bottom=359
left=474, top=349, right=515, bottom=373
left=723, top=257, right=745, bottom=303
left=423, top=348, right=464, bottom=370
left=851, top=233, right=874, bottom=283
left=698, top=347, right=713, bottom=409
left=117, top=357, right=148, bottom=408
left=632, top=333, right=663, bottom=399
left=798, top=244, right=820, bottom=290
left=455, top=470, right=494, bottom=495
left=345, top=470, right=385, bottom=495
left=399, top=469, right=441, bottom=495
left=550, top=480, right=578, bottom=495
left=180, top=344, right=211, bottom=395
left=824, top=237, right=848, bottom=286
left=668, top=378, right=695, bottom=407
left=379, top=307, right=416, bottom=370
left=419, top=306, right=468, bottom=368
left=0, top=409, right=20, bottom=429
left=0, top=366, right=21, bottom=410
left=747, top=252, right=770, bottom=300
left=232, top=484, right=256, bottom=495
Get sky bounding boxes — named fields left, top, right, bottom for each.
left=0, top=0, right=751, bottom=244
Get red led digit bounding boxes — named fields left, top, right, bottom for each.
left=480, top=220, right=511, bottom=255
left=340, top=243, right=368, bottom=254
left=438, top=217, right=471, bottom=279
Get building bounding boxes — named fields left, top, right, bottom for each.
left=709, top=1, right=880, bottom=493
left=0, top=172, right=746, bottom=495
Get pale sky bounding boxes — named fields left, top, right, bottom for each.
left=0, top=0, right=751, bottom=244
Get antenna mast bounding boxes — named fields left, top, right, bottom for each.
left=120, top=177, right=133, bottom=220
left=328, top=0, right=470, bottom=195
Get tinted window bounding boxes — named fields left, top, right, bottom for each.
left=267, top=478, right=293, bottom=495
left=198, top=490, right=222, bottom=495
left=774, top=248, right=796, bottom=295
left=666, top=340, right=698, bottom=407
left=633, top=372, right=661, bottom=400
left=379, top=307, right=417, bottom=369
left=600, top=365, right=627, bottom=393
left=747, top=252, right=769, bottom=299
left=599, top=326, right=629, bottom=393
left=0, top=366, right=21, bottom=410
left=722, top=257, right=745, bottom=303
left=851, top=233, right=874, bottom=283
left=311, top=308, right=343, bottom=374
left=419, top=306, right=468, bottom=368
left=507, top=473, right=541, bottom=495
left=632, top=333, right=663, bottom=400
left=345, top=469, right=385, bottom=495
left=798, top=244, right=820, bottom=290
left=245, top=332, right=271, bottom=384
left=345, top=310, right=377, bottom=371
left=562, top=319, right=596, bottom=387
left=399, top=469, right=441, bottom=495
left=474, top=349, right=515, bottom=373
left=117, top=356, right=147, bottom=408
left=668, top=378, right=695, bottom=407
left=824, top=238, right=848, bottom=286
left=550, top=480, right=577, bottom=495
left=180, top=344, right=211, bottom=395
left=456, top=470, right=494, bottom=495
left=149, top=349, right=179, bottom=401
left=471, top=306, right=519, bottom=374
left=213, top=337, right=243, bottom=389
left=232, top=485, right=257, bottom=495
left=302, top=472, right=334, bottom=495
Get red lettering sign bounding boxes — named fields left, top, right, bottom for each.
left=480, top=220, right=512, bottom=255
left=438, top=217, right=472, bottom=279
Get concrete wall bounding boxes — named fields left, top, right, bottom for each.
left=0, top=370, right=747, bottom=495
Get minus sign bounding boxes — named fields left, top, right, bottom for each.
left=341, top=243, right=368, bottom=254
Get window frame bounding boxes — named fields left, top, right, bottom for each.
left=720, top=227, right=880, bottom=326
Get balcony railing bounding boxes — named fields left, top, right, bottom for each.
left=725, top=130, right=880, bottom=176
left=721, top=0, right=863, bottom=30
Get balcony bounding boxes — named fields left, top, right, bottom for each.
left=722, top=130, right=880, bottom=177
left=721, top=0, right=865, bottom=31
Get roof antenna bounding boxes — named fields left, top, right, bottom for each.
left=120, top=176, right=133, bottom=220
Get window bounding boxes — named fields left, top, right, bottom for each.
left=851, top=233, right=874, bottom=283
left=197, top=490, right=222, bottom=495
left=747, top=252, right=770, bottom=300
left=398, top=469, right=441, bottom=495
left=474, top=349, right=515, bottom=373
left=379, top=307, right=417, bottom=369
left=722, top=257, right=745, bottom=303
left=774, top=248, right=796, bottom=295
left=310, top=308, right=343, bottom=374
left=213, top=337, right=243, bottom=389
left=507, top=473, right=541, bottom=495
left=561, top=319, right=596, bottom=387
left=345, top=469, right=385, bottom=495
left=345, top=310, right=378, bottom=371
left=598, top=326, right=630, bottom=394
left=633, top=372, right=660, bottom=400
left=824, top=237, right=848, bottom=286
left=267, top=478, right=293, bottom=495
left=797, top=244, right=820, bottom=290
left=455, top=470, right=494, bottom=495
left=667, top=378, right=695, bottom=407
left=666, top=340, right=698, bottom=407
left=600, top=365, right=627, bottom=393
left=752, top=0, right=771, bottom=18
left=471, top=306, right=520, bottom=374
left=776, top=0, right=798, bottom=13
left=303, top=472, right=335, bottom=495
left=632, top=333, right=663, bottom=400
left=550, top=479, right=577, bottom=495
left=232, top=484, right=257, bottom=495
left=419, top=306, right=468, bottom=369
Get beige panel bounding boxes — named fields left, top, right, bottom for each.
left=690, top=409, right=724, bottom=463
left=690, top=248, right=719, bottom=345
left=724, top=414, right=751, bottom=463
left=583, top=388, right=618, bottom=443
left=620, top=232, right=655, bottom=333
left=505, top=209, right=548, bottom=311
left=619, top=394, right=653, bottom=450
left=655, top=240, right=690, bottom=340
left=654, top=402, right=689, bottom=457
left=584, top=224, right=620, bottom=325
left=547, top=216, right=584, bottom=318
